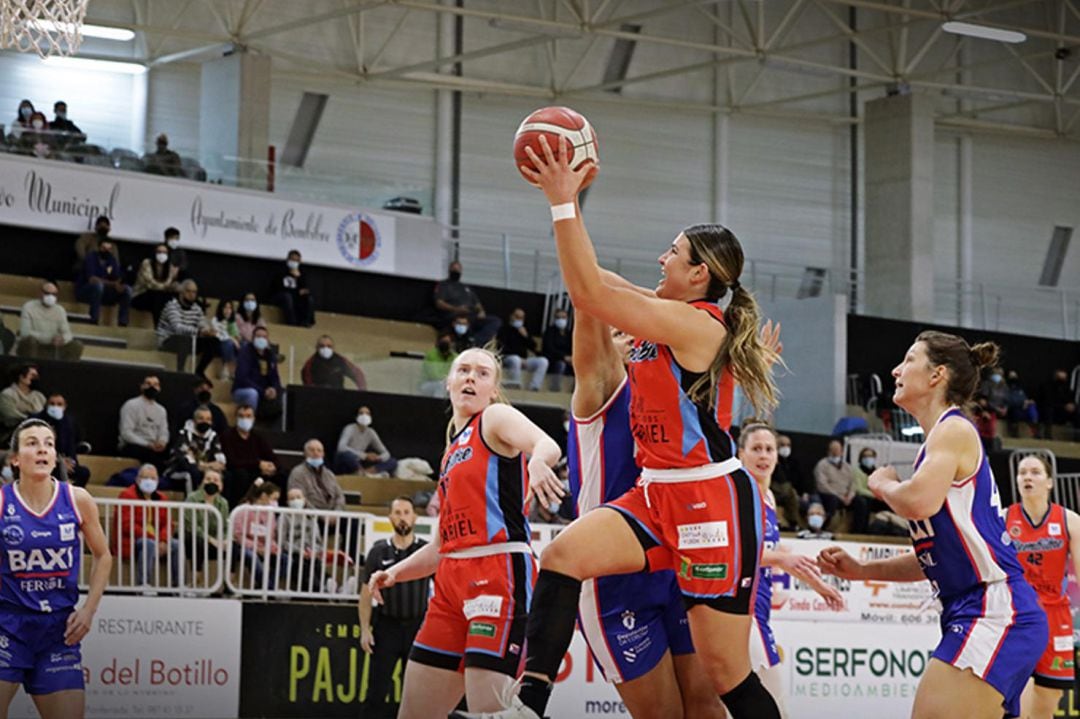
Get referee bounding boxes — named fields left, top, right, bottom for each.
left=359, top=495, right=431, bottom=718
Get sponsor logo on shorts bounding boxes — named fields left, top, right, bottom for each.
left=621, top=611, right=636, bottom=630
left=59, top=523, right=75, bottom=542
left=622, top=649, right=637, bottom=663
left=686, top=502, right=707, bottom=511
left=0, top=635, right=8, bottom=649
left=463, top=594, right=504, bottom=620
left=678, top=558, right=728, bottom=581
left=676, top=521, right=729, bottom=550
left=509, top=643, right=521, bottom=655
left=468, top=622, right=497, bottom=638
left=1049, top=523, right=1062, bottom=536
left=1054, top=635, right=1073, bottom=652
left=1051, top=656, right=1075, bottom=670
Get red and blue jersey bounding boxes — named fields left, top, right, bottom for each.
left=627, top=300, right=737, bottom=470
left=0, top=481, right=82, bottom=614
left=1006, top=503, right=1070, bottom=608
left=437, top=410, right=529, bottom=554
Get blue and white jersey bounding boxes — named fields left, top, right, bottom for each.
left=909, top=407, right=1025, bottom=600
left=0, top=481, right=82, bottom=614
left=568, top=376, right=637, bottom=513
left=754, top=499, right=780, bottom=626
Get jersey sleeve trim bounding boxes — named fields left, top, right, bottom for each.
left=572, top=375, right=629, bottom=425
left=68, top=482, right=84, bottom=527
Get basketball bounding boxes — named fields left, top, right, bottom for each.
left=514, top=106, right=599, bottom=188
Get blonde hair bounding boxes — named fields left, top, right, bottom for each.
left=683, top=224, right=780, bottom=416
left=445, top=344, right=511, bottom=443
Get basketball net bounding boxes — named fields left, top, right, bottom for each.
left=0, top=0, right=91, bottom=57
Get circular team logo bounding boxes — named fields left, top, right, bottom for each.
left=336, top=212, right=382, bottom=268
left=2, top=524, right=24, bottom=546
left=1009, top=524, right=1021, bottom=537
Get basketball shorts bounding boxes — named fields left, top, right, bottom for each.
left=1033, top=600, right=1075, bottom=689
left=411, top=551, right=536, bottom=676
left=750, top=615, right=781, bottom=669
left=0, top=607, right=85, bottom=695
left=935, top=578, right=1048, bottom=718
left=578, top=569, right=694, bottom=684
left=606, top=467, right=763, bottom=614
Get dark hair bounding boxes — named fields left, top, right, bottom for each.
left=915, top=331, right=1000, bottom=406
left=95, top=215, right=110, bottom=226
left=14, top=364, right=37, bottom=382
left=242, top=479, right=280, bottom=504
left=164, top=227, right=180, bottom=239
left=737, top=422, right=777, bottom=449
left=236, top=403, right=255, bottom=415
left=389, top=495, right=415, bottom=510
left=1020, top=454, right=1054, bottom=478
left=10, top=418, right=56, bottom=452
left=215, top=299, right=234, bottom=322
left=287, top=249, right=301, bottom=258
left=238, top=294, right=261, bottom=323
left=858, top=447, right=876, bottom=460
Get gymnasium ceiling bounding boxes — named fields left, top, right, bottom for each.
left=82, top=0, right=1080, bottom=139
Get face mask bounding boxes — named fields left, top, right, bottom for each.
left=167, top=239, right=179, bottom=250
left=203, top=482, right=220, bottom=496
left=0, top=466, right=12, bottom=481
left=318, top=347, right=333, bottom=360
left=448, top=270, right=462, bottom=282
left=357, top=414, right=372, bottom=427
left=563, top=421, right=570, bottom=433
left=28, top=378, right=40, bottom=392
left=829, top=456, right=842, bottom=466
left=548, top=500, right=562, bottom=514
left=453, top=324, right=468, bottom=336
left=196, top=390, right=211, bottom=404
left=96, top=227, right=109, bottom=238
left=99, top=249, right=112, bottom=259
left=46, top=406, right=64, bottom=420
left=288, top=498, right=305, bottom=509
left=778, top=446, right=791, bottom=458
left=42, top=294, right=57, bottom=307
left=243, top=300, right=257, bottom=313
left=253, top=337, right=269, bottom=351
left=31, top=119, right=44, bottom=130
left=138, top=478, right=158, bottom=495
left=510, top=320, right=524, bottom=329
left=990, top=373, right=1003, bottom=383
left=55, top=110, right=66, bottom=120
left=287, top=260, right=300, bottom=271
left=554, top=318, right=568, bottom=330
left=195, top=421, right=211, bottom=434
left=306, top=457, right=324, bottom=469
left=237, top=417, right=254, bottom=432
left=808, top=514, right=825, bottom=531
left=860, top=458, right=876, bottom=471
left=20, top=107, right=31, bottom=119
left=155, top=252, right=169, bottom=264
left=142, top=386, right=159, bottom=400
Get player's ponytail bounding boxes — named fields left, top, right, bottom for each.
left=684, top=224, right=780, bottom=416
left=916, top=330, right=1001, bottom=406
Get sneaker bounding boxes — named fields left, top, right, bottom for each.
left=449, top=696, right=540, bottom=719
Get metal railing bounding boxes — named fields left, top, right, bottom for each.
left=1055, top=473, right=1080, bottom=515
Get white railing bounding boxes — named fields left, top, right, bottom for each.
left=1055, top=473, right=1080, bottom=515
left=83, top=498, right=224, bottom=595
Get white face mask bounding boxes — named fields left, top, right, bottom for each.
left=453, top=324, right=468, bottom=336
left=553, top=318, right=568, bottom=330
left=808, top=514, right=825, bottom=530
left=42, top=294, right=57, bottom=307
left=253, top=337, right=269, bottom=351
left=155, top=253, right=169, bottom=264
left=510, top=319, right=524, bottom=329
left=287, top=260, right=300, bottom=271
left=138, top=478, right=159, bottom=495
left=243, top=300, right=257, bottom=313
left=1, top=466, right=12, bottom=481
left=318, top=346, right=333, bottom=360
left=237, top=417, right=255, bottom=432
left=777, top=446, right=791, bottom=458
left=31, top=119, right=44, bottom=130
left=46, top=405, right=64, bottom=420
left=167, top=239, right=179, bottom=250
left=288, top=498, right=305, bottom=509
left=357, top=414, right=372, bottom=427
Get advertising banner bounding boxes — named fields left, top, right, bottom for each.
left=8, top=595, right=242, bottom=719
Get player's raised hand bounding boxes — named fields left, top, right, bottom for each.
left=520, top=135, right=596, bottom=206
left=817, top=546, right=865, bottom=580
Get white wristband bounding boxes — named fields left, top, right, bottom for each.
left=550, top=202, right=576, bottom=222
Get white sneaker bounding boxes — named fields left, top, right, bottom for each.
left=449, top=695, right=540, bottom=719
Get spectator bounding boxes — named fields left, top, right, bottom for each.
left=0, top=364, right=46, bottom=446
left=497, top=307, right=548, bottom=391
left=143, top=133, right=182, bottom=176
left=156, top=279, right=217, bottom=374
left=763, top=434, right=800, bottom=530
left=132, top=243, right=179, bottom=326
left=813, top=439, right=868, bottom=534
left=32, top=393, right=89, bottom=486
left=978, top=366, right=1008, bottom=418
left=49, top=101, right=85, bottom=146
left=850, top=447, right=894, bottom=518
left=529, top=494, right=570, bottom=526
left=221, top=405, right=281, bottom=506
left=15, top=111, right=53, bottom=158
left=74, top=216, right=119, bottom=273
left=449, top=313, right=478, bottom=354
left=233, top=480, right=288, bottom=589
left=184, top=468, right=229, bottom=575
left=236, top=293, right=266, bottom=343
left=0, top=453, right=13, bottom=484
left=430, top=260, right=500, bottom=344
left=10, top=99, right=34, bottom=139
left=280, top=488, right=332, bottom=593
left=1005, top=370, right=1038, bottom=437
left=118, top=375, right=170, bottom=470
left=335, top=407, right=397, bottom=477
left=288, top=439, right=344, bottom=511
left=15, top=280, right=83, bottom=360
left=1038, top=368, right=1077, bottom=437
left=210, top=300, right=241, bottom=380
left=165, top=405, right=226, bottom=491
left=164, top=227, right=189, bottom=280
left=114, top=464, right=181, bottom=589
left=301, top=335, right=366, bottom=390
left=76, top=238, right=131, bottom=326
left=973, top=394, right=1001, bottom=453
left=419, top=332, right=457, bottom=398
left=775, top=434, right=814, bottom=523
left=274, top=249, right=315, bottom=327
left=541, top=308, right=573, bottom=391
left=796, top=502, right=834, bottom=540
left=233, top=326, right=282, bottom=418
left=172, top=377, right=228, bottom=439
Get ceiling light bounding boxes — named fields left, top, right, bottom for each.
left=43, top=56, right=146, bottom=74
left=32, top=20, right=135, bottom=41
left=942, top=21, right=1026, bottom=44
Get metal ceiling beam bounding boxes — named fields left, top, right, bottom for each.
left=240, top=0, right=388, bottom=42
left=366, top=34, right=558, bottom=80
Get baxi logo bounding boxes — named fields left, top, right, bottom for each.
left=336, top=212, right=381, bottom=268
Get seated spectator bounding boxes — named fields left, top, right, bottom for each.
left=973, top=394, right=1001, bottom=453
left=173, top=377, right=228, bottom=440
left=156, top=279, right=217, bottom=374
left=1005, top=370, right=1038, bottom=437
left=813, top=438, right=868, bottom=534
left=165, top=405, right=226, bottom=492
left=978, top=366, right=1008, bottom=418
left=541, top=308, right=573, bottom=391
left=32, top=393, right=89, bottom=486
left=288, top=439, right=344, bottom=511
left=49, top=101, right=85, bottom=146
left=429, top=260, right=500, bottom=345
left=796, top=502, right=834, bottom=540
left=16, top=111, right=54, bottom=158
left=0, top=364, right=46, bottom=446
left=73, top=216, right=118, bottom=277
left=335, top=407, right=398, bottom=477
left=529, top=494, right=571, bottom=526
left=76, top=239, right=131, bottom=326
left=0, top=453, right=12, bottom=484
left=419, top=332, right=457, bottom=397
left=281, top=488, right=329, bottom=592
left=450, top=313, right=478, bottom=353
left=301, top=335, right=366, bottom=390
left=851, top=447, right=892, bottom=515
left=274, top=249, right=315, bottom=327
left=132, top=243, right=179, bottom=326
left=776, top=435, right=815, bottom=523
left=118, top=375, right=170, bottom=470
left=766, top=438, right=801, bottom=530
left=1038, top=368, right=1077, bottom=437
left=184, top=468, right=229, bottom=575
left=233, top=326, right=282, bottom=419
left=221, top=404, right=281, bottom=506
left=164, top=227, right=189, bottom=280
left=10, top=99, right=34, bottom=139
left=233, top=480, right=288, bottom=589
left=236, top=293, right=266, bottom=343
left=209, top=300, right=241, bottom=380
left=114, top=464, right=181, bottom=589
left=15, top=281, right=83, bottom=361
left=143, top=133, right=182, bottom=176
left=497, top=307, right=548, bottom=391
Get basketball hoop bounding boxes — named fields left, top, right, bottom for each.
left=0, top=0, right=91, bottom=57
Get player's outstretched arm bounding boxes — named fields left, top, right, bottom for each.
left=483, top=403, right=563, bottom=508
left=818, top=546, right=924, bottom=582
left=369, top=540, right=440, bottom=603
left=570, top=309, right=626, bottom=420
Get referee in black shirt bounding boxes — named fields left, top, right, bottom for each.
left=360, top=495, right=431, bottom=718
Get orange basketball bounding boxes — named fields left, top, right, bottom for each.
left=513, top=106, right=599, bottom=188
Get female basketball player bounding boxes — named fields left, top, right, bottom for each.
left=0, top=418, right=111, bottom=719
left=818, top=331, right=1048, bottom=719
left=368, top=347, right=562, bottom=718
left=459, top=137, right=784, bottom=719
left=1006, top=454, right=1080, bottom=719
left=738, top=423, right=843, bottom=718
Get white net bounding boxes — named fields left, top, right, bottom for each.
left=0, top=0, right=90, bottom=57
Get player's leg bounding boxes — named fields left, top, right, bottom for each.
left=672, top=651, right=727, bottom=718
left=30, top=690, right=84, bottom=719
left=464, top=668, right=518, bottom=713
left=0, top=682, right=20, bottom=719
left=912, top=659, right=1006, bottom=719
left=755, top=664, right=788, bottom=719
left=397, top=661, right=465, bottom=719
left=1020, top=679, right=1064, bottom=719
left=614, top=651, right=685, bottom=719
